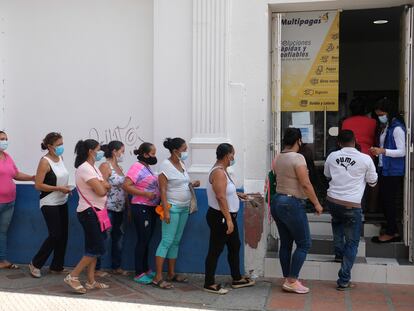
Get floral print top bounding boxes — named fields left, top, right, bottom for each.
left=106, top=162, right=126, bottom=212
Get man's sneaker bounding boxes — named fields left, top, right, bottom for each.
left=29, top=262, right=41, bottom=278
left=282, top=280, right=309, bottom=294
left=336, top=282, right=355, bottom=291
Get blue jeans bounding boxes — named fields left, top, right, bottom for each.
left=0, top=201, right=15, bottom=261
left=96, top=210, right=125, bottom=270
left=270, top=194, right=311, bottom=279
left=131, top=204, right=157, bottom=276
left=328, top=201, right=362, bottom=286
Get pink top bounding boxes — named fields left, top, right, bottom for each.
left=0, top=152, right=18, bottom=203
left=126, top=162, right=160, bottom=206
left=75, top=162, right=107, bottom=212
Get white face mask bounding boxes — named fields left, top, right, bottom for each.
left=117, top=154, right=124, bottom=162
left=378, top=115, right=388, bottom=124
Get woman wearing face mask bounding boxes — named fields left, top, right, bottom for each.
left=0, top=131, right=35, bottom=270
left=123, top=142, right=160, bottom=284
left=204, top=143, right=255, bottom=295
left=97, top=141, right=127, bottom=276
left=63, top=139, right=111, bottom=294
left=29, top=132, right=71, bottom=278
left=271, top=128, right=323, bottom=294
left=152, top=138, right=200, bottom=289
left=370, top=98, right=406, bottom=243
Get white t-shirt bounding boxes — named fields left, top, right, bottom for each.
left=75, top=162, right=107, bottom=212
left=159, top=159, right=191, bottom=207
left=324, top=147, right=378, bottom=204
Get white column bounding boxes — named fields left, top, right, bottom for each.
left=189, top=0, right=231, bottom=177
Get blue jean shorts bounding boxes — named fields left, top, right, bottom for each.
left=77, top=208, right=106, bottom=257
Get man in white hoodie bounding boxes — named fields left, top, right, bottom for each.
left=324, top=130, right=378, bottom=291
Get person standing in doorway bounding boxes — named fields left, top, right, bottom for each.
left=98, top=141, right=128, bottom=276
left=324, top=130, right=378, bottom=290
left=342, top=97, right=377, bottom=157
left=370, top=97, right=406, bottom=243
left=271, top=128, right=323, bottom=294
left=63, top=139, right=110, bottom=294
left=204, top=143, right=255, bottom=295
left=29, top=132, right=71, bottom=278
left=0, top=131, right=35, bottom=270
left=152, top=138, right=200, bottom=289
left=123, top=142, right=160, bottom=285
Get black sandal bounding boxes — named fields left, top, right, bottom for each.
left=203, top=284, right=229, bottom=295
left=167, top=274, right=188, bottom=283
left=232, top=277, right=255, bottom=289
left=151, top=279, right=173, bottom=289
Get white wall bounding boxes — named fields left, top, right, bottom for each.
left=0, top=0, right=153, bottom=181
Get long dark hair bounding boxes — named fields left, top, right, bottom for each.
left=375, top=97, right=405, bottom=125
left=101, top=140, right=124, bottom=159
left=74, top=139, right=99, bottom=168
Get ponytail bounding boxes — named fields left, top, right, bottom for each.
left=74, top=139, right=99, bottom=168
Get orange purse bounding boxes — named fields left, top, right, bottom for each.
left=155, top=203, right=171, bottom=220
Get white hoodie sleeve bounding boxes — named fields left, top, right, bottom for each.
left=365, top=158, right=378, bottom=187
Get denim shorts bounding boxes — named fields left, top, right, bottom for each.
left=77, top=208, right=106, bottom=257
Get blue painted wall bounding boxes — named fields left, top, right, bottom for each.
left=8, top=185, right=244, bottom=275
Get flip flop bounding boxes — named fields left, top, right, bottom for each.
left=112, top=269, right=129, bottom=276
left=0, top=263, right=19, bottom=270
left=167, top=274, right=188, bottom=283
left=232, top=277, right=255, bottom=289
left=203, top=284, right=229, bottom=295
left=371, top=236, right=402, bottom=244
left=151, top=279, right=173, bottom=289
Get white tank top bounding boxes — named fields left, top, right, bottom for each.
left=206, top=166, right=240, bottom=213
left=39, top=156, right=69, bottom=207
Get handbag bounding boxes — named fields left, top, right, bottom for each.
left=77, top=186, right=112, bottom=232
left=188, top=183, right=198, bottom=214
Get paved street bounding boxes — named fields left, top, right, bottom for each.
left=0, top=265, right=413, bottom=311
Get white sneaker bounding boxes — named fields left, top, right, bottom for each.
left=29, top=263, right=41, bottom=278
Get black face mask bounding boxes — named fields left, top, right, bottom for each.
left=138, top=155, right=157, bottom=165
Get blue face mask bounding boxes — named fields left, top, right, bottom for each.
left=378, top=115, right=388, bottom=124
left=230, top=159, right=236, bottom=166
left=0, top=140, right=8, bottom=151
left=95, top=150, right=104, bottom=162
left=180, top=151, right=189, bottom=161
left=55, top=145, right=64, bottom=156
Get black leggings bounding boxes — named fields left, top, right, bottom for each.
left=204, top=207, right=241, bottom=287
left=32, top=204, right=68, bottom=270
left=379, top=175, right=403, bottom=236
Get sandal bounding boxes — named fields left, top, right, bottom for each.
left=151, top=279, right=173, bottom=289
left=94, top=270, right=110, bottom=278
left=232, top=277, right=255, bottom=289
left=64, top=274, right=87, bottom=294
left=85, top=281, right=109, bottom=289
left=0, top=263, right=19, bottom=270
left=112, top=268, right=129, bottom=276
left=203, top=284, right=229, bottom=295
left=167, top=274, right=188, bottom=283
left=49, top=268, right=70, bottom=274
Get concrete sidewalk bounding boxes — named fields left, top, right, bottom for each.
left=0, top=265, right=413, bottom=311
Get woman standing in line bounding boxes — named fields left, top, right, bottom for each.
left=271, top=128, right=323, bottom=294
left=0, top=131, right=35, bottom=270
left=123, top=142, right=160, bottom=284
left=204, top=143, right=255, bottom=295
left=97, top=141, right=128, bottom=276
left=152, top=138, right=200, bottom=289
left=29, top=132, right=71, bottom=278
left=63, top=139, right=110, bottom=294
